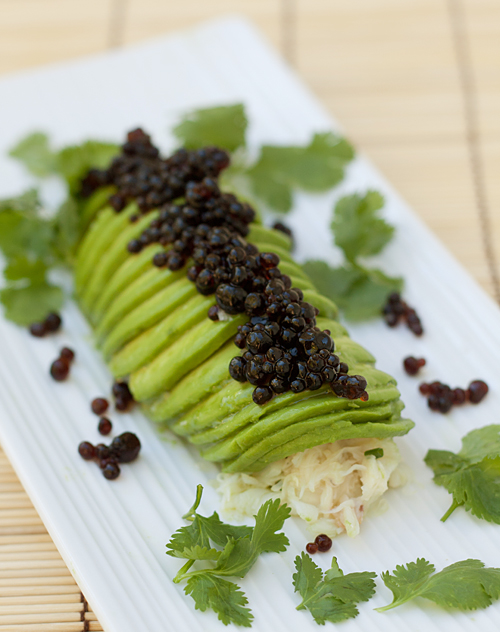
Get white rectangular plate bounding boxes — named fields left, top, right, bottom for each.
left=1, top=17, right=500, bottom=632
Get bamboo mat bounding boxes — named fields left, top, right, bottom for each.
left=0, top=1, right=499, bottom=630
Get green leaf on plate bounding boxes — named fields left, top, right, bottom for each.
left=173, top=103, right=248, bottom=152
left=9, top=132, right=57, bottom=177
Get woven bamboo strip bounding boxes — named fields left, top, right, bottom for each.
left=0, top=586, right=79, bottom=597
left=0, top=535, right=52, bottom=545
left=0, top=613, right=83, bottom=624
left=0, top=568, right=73, bottom=579
left=0, top=595, right=82, bottom=605
left=0, top=603, right=86, bottom=615
left=0, top=559, right=70, bottom=571
left=0, top=543, right=57, bottom=553
left=0, top=551, right=62, bottom=561
left=0, top=624, right=102, bottom=632
left=0, top=576, right=75, bottom=587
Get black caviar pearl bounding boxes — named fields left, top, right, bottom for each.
left=294, top=362, right=308, bottom=380
left=78, top=441, right=95, bottom=460
left=127, top=239, right=142, bottom=253
left=258, top=252, right=280, bottom=269
left=30, top=322, right=46, bottom=337
left=290, top=379, right=306, bottom=393
left=246, top=331, right=273, bottom=354
left=307, top=354, right=325, bottom=372
left=45, top=312, right=62, bottom=332
left=168, top=252, right=185, bottom=271
left=252, top=386, right=273, bottom=405
left=60, top=347, right=75, bottom=362
left=95, top=444, right=110, bottom=461
left=275, top=358, right=291, bottom=377
left=267, top=347, right=283, bottom=362
left=196, top=269, right=216, bottom=295
left=338, top=362, right=349, bottom=374
left=228, top=247, right=246, bottom=265
left=207, top=305, right=219, bottom=321
left=98, top=417, right=113, bottom=436
left=216, top=284, right=247, bottom=314
left=50, top=358, right=70, bottom=381
left=229, top=357, right=247, bottom=382
left=264, top=322, right=280, bottom=337
left=91, top=398, right=109, bottom=415
left=315, top=534, right=332, bottom=552
left=306, top=373, right=323, bottom=390
left=322, top=366, right=336, bottom=382
left=153, top=252, right=169, bottom=267
left=111, top=432, right=141, bottom=463
left=244, top=293, right=265, bottom=316
left=187, top=266, right=200, bottom=281
left=332, top=375, right=368, bottom=400
left=270, top=377, right=288, bottom=394
left=103, top=462, right=121, bottom=480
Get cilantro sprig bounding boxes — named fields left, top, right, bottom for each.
left=173, top=103, right=354, bottom=214
left=425, top=424, right=500, bottom=524
left=167, top=485, right=290, bottom=627
left=293, top=552, right=376, bottom=624
left=377, top=558, right=500, bottom=612
left=303, top=191, right=402, bottom=321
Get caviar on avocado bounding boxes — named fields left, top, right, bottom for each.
left=81, top=129, right=368, bottom=406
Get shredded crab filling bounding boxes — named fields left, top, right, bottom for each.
left=215, top=438, right=403, bottom=537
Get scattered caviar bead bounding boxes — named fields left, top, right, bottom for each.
left=419, top=382, right=430, bottom=395
left=50, top=358, right=70, bottom=381
left=229, top=357, right=247, bottom=382
left=315, top=534, right=332, bottom=552
left=306, top=542, right=318, bottom=554
left=99, top=456, right=118, bottom=470
left=29, top=322, right=46, bottom=337
left=78, top=441, right=95, bottom=460
left=127, top=239, right=142, bottom=253
left=452, top=388, right=467, bottom=405
left=129, top=214, right=139, bottom=223
left=382, top=293, right=424, bottom=336
left=111, top=432, right=141, bottom=463
left=403, top=356, right=426, bottom=376
left=95, top=444, right=110, bottom=461
left=207, top=305, right=219, bottom=321
left=60, top=347, right=75, bottom=362
left=468, top=380, right=489, bottom=404
left=45, top=312, right=62, bottom=332
left=103, top=462, right=121, bottom=480
left=115, top=397, right=131, bottom=412
left=98, top=417, right=113, bottom=436
left=91, top=398, right=109, bottom=415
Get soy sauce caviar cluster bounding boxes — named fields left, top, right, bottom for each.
left=29, top=312, right=62, bottom=338
left=128, top=176, right=255, bottom=269
left=305, top=533, right=333, bottom=554
left=403, top=356, right=426, bottom=376
left=49, top=347, right=76, bottom=382
left=80, top=128, right=230, bottom=214
left=78, top=432, right=141, bottom=481
left=419, top=379, right=489, bottom=413
left=382, top=292, right=423, bottom=336
left=112, top=380, right=135, bottom=412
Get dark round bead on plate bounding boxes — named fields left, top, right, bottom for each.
left=467, top=380, right=489, bottom=404
left=91, top=397, right=109, bottom=415
left=127, top=239, right=143, bottom=253
left=78, top=441, right=95, bottom=460
left=60, top=347, right=75, bottom=362
left=452, top=387, right=467, bottom=405
left=98, top=417, right=113, bottom=436
left=315, top=534, right=332, bottom=552
left=403, top=356, right=426, bottom=376
left=95, top=443, right=110, bottom=461
left=30, top=322, right=46, bottom=337
left=50, top=358, right=70, bottom=381
left=45, top=312, right=62, bottom=333
left=115, top=397, right=131, bottom=412
left=305, top=542, right=318, bottom=555
left=153, top=251, right=169, bottom=268
left=103, top=462, right=121, bottom=480
left=111, top=432, right=141, bottom=463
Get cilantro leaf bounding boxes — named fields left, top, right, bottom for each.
left=185, top=575, right=253, bottom=627
left=168, top=487, right=290, bottom=626
left=293, top=553, right=376, bottom=624
left=56, top=141, right=119, bottom=193
left=174, top=104, right=247, bottom=152
left=332, top=191, right=394, bottom=262
left=425, top=424, right=500, bottom=523
left=0, top=282, right=64, bottom=326
left=246, top=133, right=354, bottom=213
left=9, top=132, right=57, bottom=177
left=3, top=256, right=47, bottom=284
left=302, top=260, right=402, bottom=321
left=377, top=558, right=500, bottom=612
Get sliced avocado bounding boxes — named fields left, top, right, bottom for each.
left=92, top=243, right=164, bottom=321
left=95, top=266, right=186, bottom=339
left=102, top=278, right=197, bottom=358
left=80, top=210, right=159, bottom=316
left=247, top=224, right=292, bottom=251
left=109, top=293, right=214, bottom=376
left=130, top=314, right=248, bottom=401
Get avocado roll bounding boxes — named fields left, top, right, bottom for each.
left=75, top=129, right=414, bottom=536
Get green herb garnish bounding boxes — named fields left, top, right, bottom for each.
left=303, top=191, right=402, bottom=321
left=293, top=552, right=376, bottom=624
left=173, top=103, right=248, bottom=152
left=377, top=558, right=500, bottom=612
left=425, top=424, right=500, bottom=523
left=167, top=485, right=290, bottom=627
